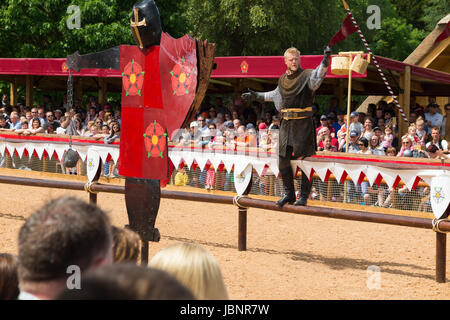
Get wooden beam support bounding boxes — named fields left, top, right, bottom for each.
left=25, top=75, right=33, bottom=107
left=10, top=77, right=17, bottom=107
left=98, top=78, right=107, bottom=106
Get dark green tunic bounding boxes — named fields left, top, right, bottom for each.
left=278, top=68, right=317, bottom=159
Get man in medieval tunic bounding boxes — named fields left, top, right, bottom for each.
left=242, top=46, right=331, bottom=206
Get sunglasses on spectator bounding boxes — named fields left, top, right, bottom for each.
left=358, top=143, right=364, bottom=146
left=402, top=141, right=411, bottom=144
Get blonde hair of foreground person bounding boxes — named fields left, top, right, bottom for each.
left=149, top=242, right=228, bottom=300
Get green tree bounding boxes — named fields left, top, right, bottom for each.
left=423, top=0, right=450, bottom=32
left=373, top=17, right=426, bottom=61
left=0, top=0, right=189, bottom=58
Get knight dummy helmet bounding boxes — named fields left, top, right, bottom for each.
left=130, top=0, right=162, bottom=49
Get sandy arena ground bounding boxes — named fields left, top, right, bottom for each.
left=0, top=171, right=449, bottom=300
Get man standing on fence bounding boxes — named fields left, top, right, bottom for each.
left=242, top=46, right=331, bottom=206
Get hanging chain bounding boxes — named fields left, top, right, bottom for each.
left=67, top=69, right=74, bottom=111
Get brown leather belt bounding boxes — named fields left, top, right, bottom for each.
left=280, top=107, right=313, bottom=120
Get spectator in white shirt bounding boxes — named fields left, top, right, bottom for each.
left=424, top=104, right=443, bottom=134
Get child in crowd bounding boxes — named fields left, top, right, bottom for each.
left=402, top=124, right=420, bottom=147
left=382, top=126, right=393, bottom=149
left=349, top=111, right=363, bottom=137
left=175, top=167, right=189, bottom=186
left=205, top=165, right=216, bottom=190
left=415, top=118, right=427, bottom=145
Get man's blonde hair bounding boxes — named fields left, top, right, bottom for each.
left=284, top=47, right=300, bottom=59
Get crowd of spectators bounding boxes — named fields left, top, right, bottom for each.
left=0, top=196, right=227, bottom=300
left=174, top=95, right=450, bottom=160
left=0, top=94, right=121, bottom=143
left=0, top=94, right=122, bottom=176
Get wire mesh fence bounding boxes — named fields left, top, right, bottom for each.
left=168, top=165, right=433, bottom=214
left=0, top=151, right=433, bottom=215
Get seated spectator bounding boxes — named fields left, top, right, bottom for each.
left=0, top=253, right=19, bottom=300
left=427, top=144, right=449, bottom=159
left=44, top=111, right=60, bottom=133
left=17, top=196, right=113, bottom=300
left=85, top=107, right=97, bottom=126
left=268, top=115, right=280, bottom=130
left=357, top=137, right=372, bottom=155
left=54, top=109, right=63, bottom=122
left=426, top=127, right=448, bottom=153
left=361, top=117, right=374, bottom=140
left=316, top=115, right=336, bottom=137
left=342, top=130, right=361, bottom=153
left=8, top=112, right=21, bottom=130
left=14, top=120, right=29, bottom=134
left=402, top=124, right=420, bottom=147
left=105, top=122, right=120, bottom=144
left=424, top=104, right=443, bottom=134
left=149, top=242, right=228, bottom=300
left=73, top=117, right=85, bottom=136
left=397, top=137, right=414, bottom=157
left=382, top=126, right=394, bottom=149
left=23, top=118, right=44, bottom=135
left=215, top=113, right=226, bottom=132
left=415, top=118, right=427, bottom=145
left=317, top=127, right=338, bottom=151
left=57, top=264, right=195, bottom=300
left=441, top=103, right=450, bottom=139
left=349, top=111, right=363, bottom=138
left=368, top=135, right=385, bottom=155
left=111, top=226, right=141, bottom=264
left=0, top=116, right=9, bottom=130
left=332, top=110, right=346, bottom=133
left=175, top=167, right=189, bottom=186
left=385, top=147, right=397, bottom=157
left=319, top=135, right=338, bottom=152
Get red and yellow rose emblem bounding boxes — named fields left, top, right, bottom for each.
left=122, top=59, right=145, bottom=96
left=143, top=121, right=167, bottom=159
left=170, top=56, right=196, bottom=96
left=240, top=60, right=248, bottom=73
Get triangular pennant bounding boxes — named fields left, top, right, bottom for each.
left=252, top=160, right=267, bottom=177
left=210, top=156, right=223, bottom=172
left=313, top=162, right=332, bottom=182
left=234, top=157, right=251, bottom=176
left=290, top=159, right=301, bottom=177
left=5, top=144, right=15, bottom=158
left=398, top=170, right=420, bottom=191
left=0, top=143, right=5, bottom=157
left=194, top=154, right=210, bottom=172
left=344, top=164, right=366, bottom=186
left=14, top=143, right=27, bottom=159
left=182, top=152, right=195, bottom=170
left=365, top=165, right=380, bottom=186
left=222, top=154, right=235, bottom=173
left=169, top=153, right=183, bottom=170
left=378, top=168, right=399, bottom=189
left=34, top=145, right=45, bottom=160
left=329, top=163, right=346, bottom=184
left=98, top=149, right=109, bottom=165
left=110, top=149, right=120, bottom=164
left=45, top=144, right=55, bottom=160
left=297, top=160, right=315, bottom=182
left=54, top=147, right=66, bottom=162
left=268, top=158, right=279, bottom=178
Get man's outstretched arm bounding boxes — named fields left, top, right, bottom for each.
left=241, top=87, right=282, bottom=112
left=66, top=46, right=121, bottom=72
left=309, top=46, right=331, bottom=91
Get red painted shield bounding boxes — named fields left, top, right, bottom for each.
left=159, top=32, right=197, bottom=139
